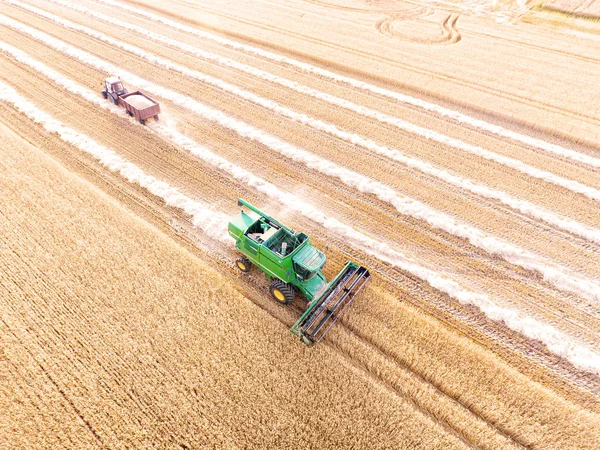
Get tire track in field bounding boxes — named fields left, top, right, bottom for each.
left=91, top=0, right=600, bottom=156
left=31, top=0, right=600, bottom=282
left=5, top=27, right=600, bottom=363
left=4, top=86, right=600, bottom=448
left=0, top=303, right=107, bottom=448
left=376, top=13, right=461, bottom=44
left=6, top=44, right=600, bottom=393
left=0, top=92, right=521, bottom=450
left=91, top=0, right=600, bottom=165
left=167, top=0, right=600, bottom=134
left=37, top=0, right=600, bottom=249
left=301, top=0, right=461, bottom=45
left=3, top=33, right=600, bottom=394
left=3, top=8, right=599, bottom=306
left=5, top=0, right=600, bottom=412
left=65, top=0, right=600, bottom=221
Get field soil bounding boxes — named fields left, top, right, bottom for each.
left=0, top=122, right=473, bottom=449
left=1, top=0, right=600, bottom=448
left=133, top=0, right=600, bottom=145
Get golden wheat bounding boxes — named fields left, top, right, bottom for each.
left=1, top=0, right=600, bottom=448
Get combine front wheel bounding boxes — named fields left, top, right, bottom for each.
left=236, top=257, right=251, bottom=273
left=270, top=280, right=295, bottom=305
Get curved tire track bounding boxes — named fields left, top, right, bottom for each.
left=376, top=13, right=461, bottom=45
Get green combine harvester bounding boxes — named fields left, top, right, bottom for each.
left=228, top=199, right=370, bottom=345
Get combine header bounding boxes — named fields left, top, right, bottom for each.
left=229, top=199, right=370, bottom=345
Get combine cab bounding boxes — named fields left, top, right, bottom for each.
left=229, top=199, right=370, bottom=345
left=101, top=76, right=160, bottom=125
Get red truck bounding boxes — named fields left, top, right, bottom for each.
left=101, top=77, right=160, bottom=125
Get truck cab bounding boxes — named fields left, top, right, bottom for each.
left=102, top=76, right=128, bottom=104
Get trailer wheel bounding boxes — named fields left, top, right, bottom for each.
left=139, top=118, right=145, bottom=125
left=127, top=110, right=133, bottom=116
left=270, top=280, right=295, bottom=305
left=236, top=257, right=251, bottom=273
left=154, top=115, right=159, bottom=121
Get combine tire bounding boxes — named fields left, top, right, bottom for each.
left=270, top=280, right=295, bottom=305
left=236, top=257, right=251, bottom=273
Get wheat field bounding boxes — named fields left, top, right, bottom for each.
left=1, top=0, right=600, bottom=448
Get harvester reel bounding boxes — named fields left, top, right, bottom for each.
left=269, top=279, right=295, bottom=305
left=236, top=257, right=251, bottom=273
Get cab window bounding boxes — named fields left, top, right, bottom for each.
left=294, top=263, right=316, bottom=281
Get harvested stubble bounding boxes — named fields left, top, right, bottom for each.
left=2, top=114, right=600, bottom=448
left=2, top=0, right=600, bottom=447
left=0, top=122, right=467, bottom=449
left=125, top=0, right=600, bottom=144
